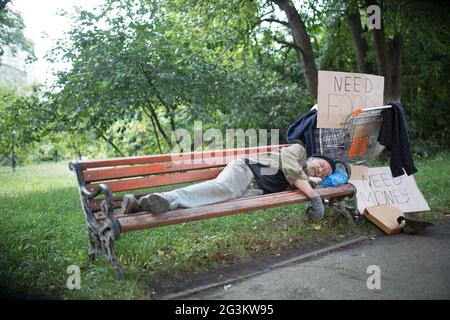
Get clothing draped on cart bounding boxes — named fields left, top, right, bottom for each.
left=377, top=101, right=418, bottom=178
left=285, top=108, right=349, bottom=158
left=285, top=109, right=317, bottom=155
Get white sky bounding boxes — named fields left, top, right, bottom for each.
left=11, top=0, right=104, bottom=86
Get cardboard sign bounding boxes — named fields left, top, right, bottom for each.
left=364, top=205, right=404, bottom=235
left=317, top=70, right=384, bottom=128
left=349, top=167, right=430, bottom=214
left=349, top=165, right=369, bottom=180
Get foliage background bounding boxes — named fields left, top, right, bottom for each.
left=0, top=0, right=449, bottom=165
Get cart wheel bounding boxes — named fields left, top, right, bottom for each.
left=355, top=214, right=367, bottom=224
left=336, top=201, right=355, bottom=222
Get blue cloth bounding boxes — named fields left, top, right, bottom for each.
left=319, top=168, right=348, bottom=187
left=285, top=109, right=317, bottom=155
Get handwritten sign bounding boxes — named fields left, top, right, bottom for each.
left=349, top=165, right=369, bottom=180
left=349, top=167, right=430, bottom=214
left=317, top=70, right=384, bottom=128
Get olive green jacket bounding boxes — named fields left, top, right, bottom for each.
left=247, top=144, right=309, bottom=186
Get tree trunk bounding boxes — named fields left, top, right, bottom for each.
left=367, top=0, right=403, bottom=103
left=140, top=63, right=178, bottom=135
left=372, top=24, right=392, bottom=102
left=347, top=9, right=373, bottom=74
left=99, top=133, right=125, bottom=157
left=143, top=105, right=173, bottom=149
left=163, top=104, right=177, bottom=134
left=273, top=0, right=318, bottom=99
left=389, top=33, right=403, bottom=101
left=72, top=142, right=82, bottom=160
left=11, top=143, right=16, bottom=172
left=148, top=111, right=163, bottom=153
left=373, top=26, right=404, bottom=102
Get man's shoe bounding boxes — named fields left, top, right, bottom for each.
left=139, top=193, right=171, bottom=214
left=121, top=194, right=140, bottom=214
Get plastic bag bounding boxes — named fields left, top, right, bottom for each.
left=319, top=168, right=349, bottom=187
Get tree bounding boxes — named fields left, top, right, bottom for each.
left=48, top=0, right=310, bottom=155
left=271, top=0, right=318, bottom=99
left=42, top=0, right=449, bottom=159
left=0, top=86, right=43, bottom=170
left=0, top=0, right=35, bottom=63
left=346, top=3, right=373, bottom=74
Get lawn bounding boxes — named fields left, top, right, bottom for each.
left=0, top=153, right=448, bottom=299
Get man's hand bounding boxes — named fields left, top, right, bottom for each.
left=308, top=176, right=323, bottom=187
left=309, top=177, right=323, bottom=184
left=294, top=179, right=324, bottom=221
left=310, top=195, right=324, bottom=221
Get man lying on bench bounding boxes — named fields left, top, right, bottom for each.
left=121, top=144, right=335, bottom=221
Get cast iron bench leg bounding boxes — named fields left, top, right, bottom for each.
left=101, top=232, right=124, bottom=280
left=87, top=225, right=99, bottom=264
left=86, top=221, right=124, bottom=279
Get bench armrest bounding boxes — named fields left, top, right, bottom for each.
left=70, top=161, right=119, bottom=237
left=82, top=183, right=120, bottom=241
left=80, top=183, right=113, bottom=201
left=70, top=161, right=114, bottom=211
left=81, top=183, right=114, bottom=216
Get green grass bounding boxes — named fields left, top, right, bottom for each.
left=0, top=153, right=449, bottom=299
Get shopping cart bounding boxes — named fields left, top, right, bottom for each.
left=340, top=105, right=392, bottom=164
left=315, top=105, right=391, bottom=165
left=312, top=105, right=392, bottom=221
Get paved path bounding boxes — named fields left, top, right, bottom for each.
left=184, top=220, right=450, bottom=299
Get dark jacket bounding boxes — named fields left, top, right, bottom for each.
left=377, top=102, right=418, bottom=177
left=285, top=109, right=317, bottom=155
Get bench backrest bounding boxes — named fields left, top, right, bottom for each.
left=75, top=145, right=288, bottom=195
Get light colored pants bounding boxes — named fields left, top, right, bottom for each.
left=161, top=158, right=263, bottom=209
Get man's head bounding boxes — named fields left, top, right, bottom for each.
left=305, top=155, right=335, bottom=178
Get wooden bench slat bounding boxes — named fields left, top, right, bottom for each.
left=94, top=191, right=271, bottom=219
left=87, top=168, right=223, bottom=193
left=78, top=145, right=287, bottom=169
left=117, top=185, right=354, bottom=233
left=94, top=191, right=268, bottom=221
left=83, top=157, right=230, bottom=183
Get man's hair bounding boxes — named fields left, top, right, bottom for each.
left=309, top=154, right=336, bottom=173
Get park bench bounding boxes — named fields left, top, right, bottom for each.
left=69, top=144, right=356, bottom=279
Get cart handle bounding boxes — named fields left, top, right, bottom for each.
left=351, top=105, right=392, bottom=116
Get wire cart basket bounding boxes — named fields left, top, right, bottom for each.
left=315, top=105, right=391, bottom=165
left=340, top=105, right=392, bottom=165
left=312, top=105, right=392, bottom=221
